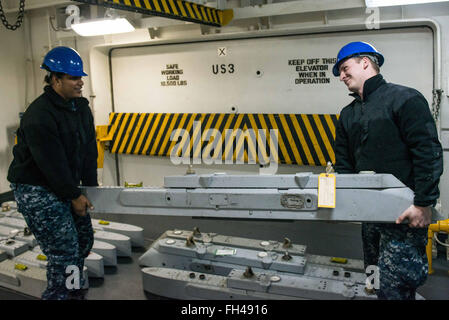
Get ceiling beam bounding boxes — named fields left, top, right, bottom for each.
left=71, top=0, right=234, bottom=27
left=139, top=0, right=366, bottom=29
left=233, top=0, right=365, bottom=20
left=3, top=0, right=73, bottom=13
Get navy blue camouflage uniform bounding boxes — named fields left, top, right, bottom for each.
left=362, top=223, right=428, bottom=299
left=11, top=184, right=94, bottom=299
left=335, top=74, right=443, bottom=300
left=8, top=85, right=98, bottom=300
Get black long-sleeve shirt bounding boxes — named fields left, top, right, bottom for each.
left=334, top=74, right=443, bottom=207
left=8, top=85, right=98, bottom=200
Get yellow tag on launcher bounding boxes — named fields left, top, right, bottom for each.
left=318, top=173, right=336, bottom=208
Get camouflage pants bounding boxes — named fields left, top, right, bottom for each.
left=362, top=222, right=428, bottom=300
left=11, top=183, right=94, bottom=300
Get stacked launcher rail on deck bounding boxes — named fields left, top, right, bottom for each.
left=0, top=203, right=145, bottom=298
left=139, top=229, right=373, bottom=299
left=139, top=228, right=425, bottom=300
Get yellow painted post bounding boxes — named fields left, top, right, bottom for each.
left=427, top=219, right=449, bottom=275
left=96, top=125, right=114, bottom=169
left=427, top=228, right=435, bottom=275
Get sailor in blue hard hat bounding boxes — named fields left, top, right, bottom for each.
left=333, top=41, right=384, bottom=97
left=332, top=41, right=443, bottom=300
left=41, top=46, right=88, bottom=100
left=8, top=46, right=97, bottom=300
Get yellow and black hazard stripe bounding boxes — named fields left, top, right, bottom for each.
left=106, top=113, right=339, bottom=166
left=72, top=0, right=234, bottom=27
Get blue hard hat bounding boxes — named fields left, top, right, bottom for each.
left=332, top=41, right=384, bottom=77
left=40, top=46, right=87, bottom=76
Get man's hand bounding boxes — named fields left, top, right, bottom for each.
left=396, top=205, right=432, bottom=228
left=71, top=194, right=94, bottom=217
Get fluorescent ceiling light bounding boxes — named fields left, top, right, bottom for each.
left=71, top=18, right=135, bottom=37
left=366, top=0, right=449, bottom=6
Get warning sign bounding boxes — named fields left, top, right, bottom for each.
left=288, top=58, right=336, bottom=85
left=161, top=64, right=188, bottom=87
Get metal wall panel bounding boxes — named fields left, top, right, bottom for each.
left=110, top=28, right=433, bottom=115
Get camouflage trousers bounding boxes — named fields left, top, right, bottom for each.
left=11, top=183, right=94, bottom=300
left=362, top=222, right=428, bottom=300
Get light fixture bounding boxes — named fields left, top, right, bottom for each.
left=366, top=0, right=449, bottom=7
left=71, top=18, right=135, bottom=37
